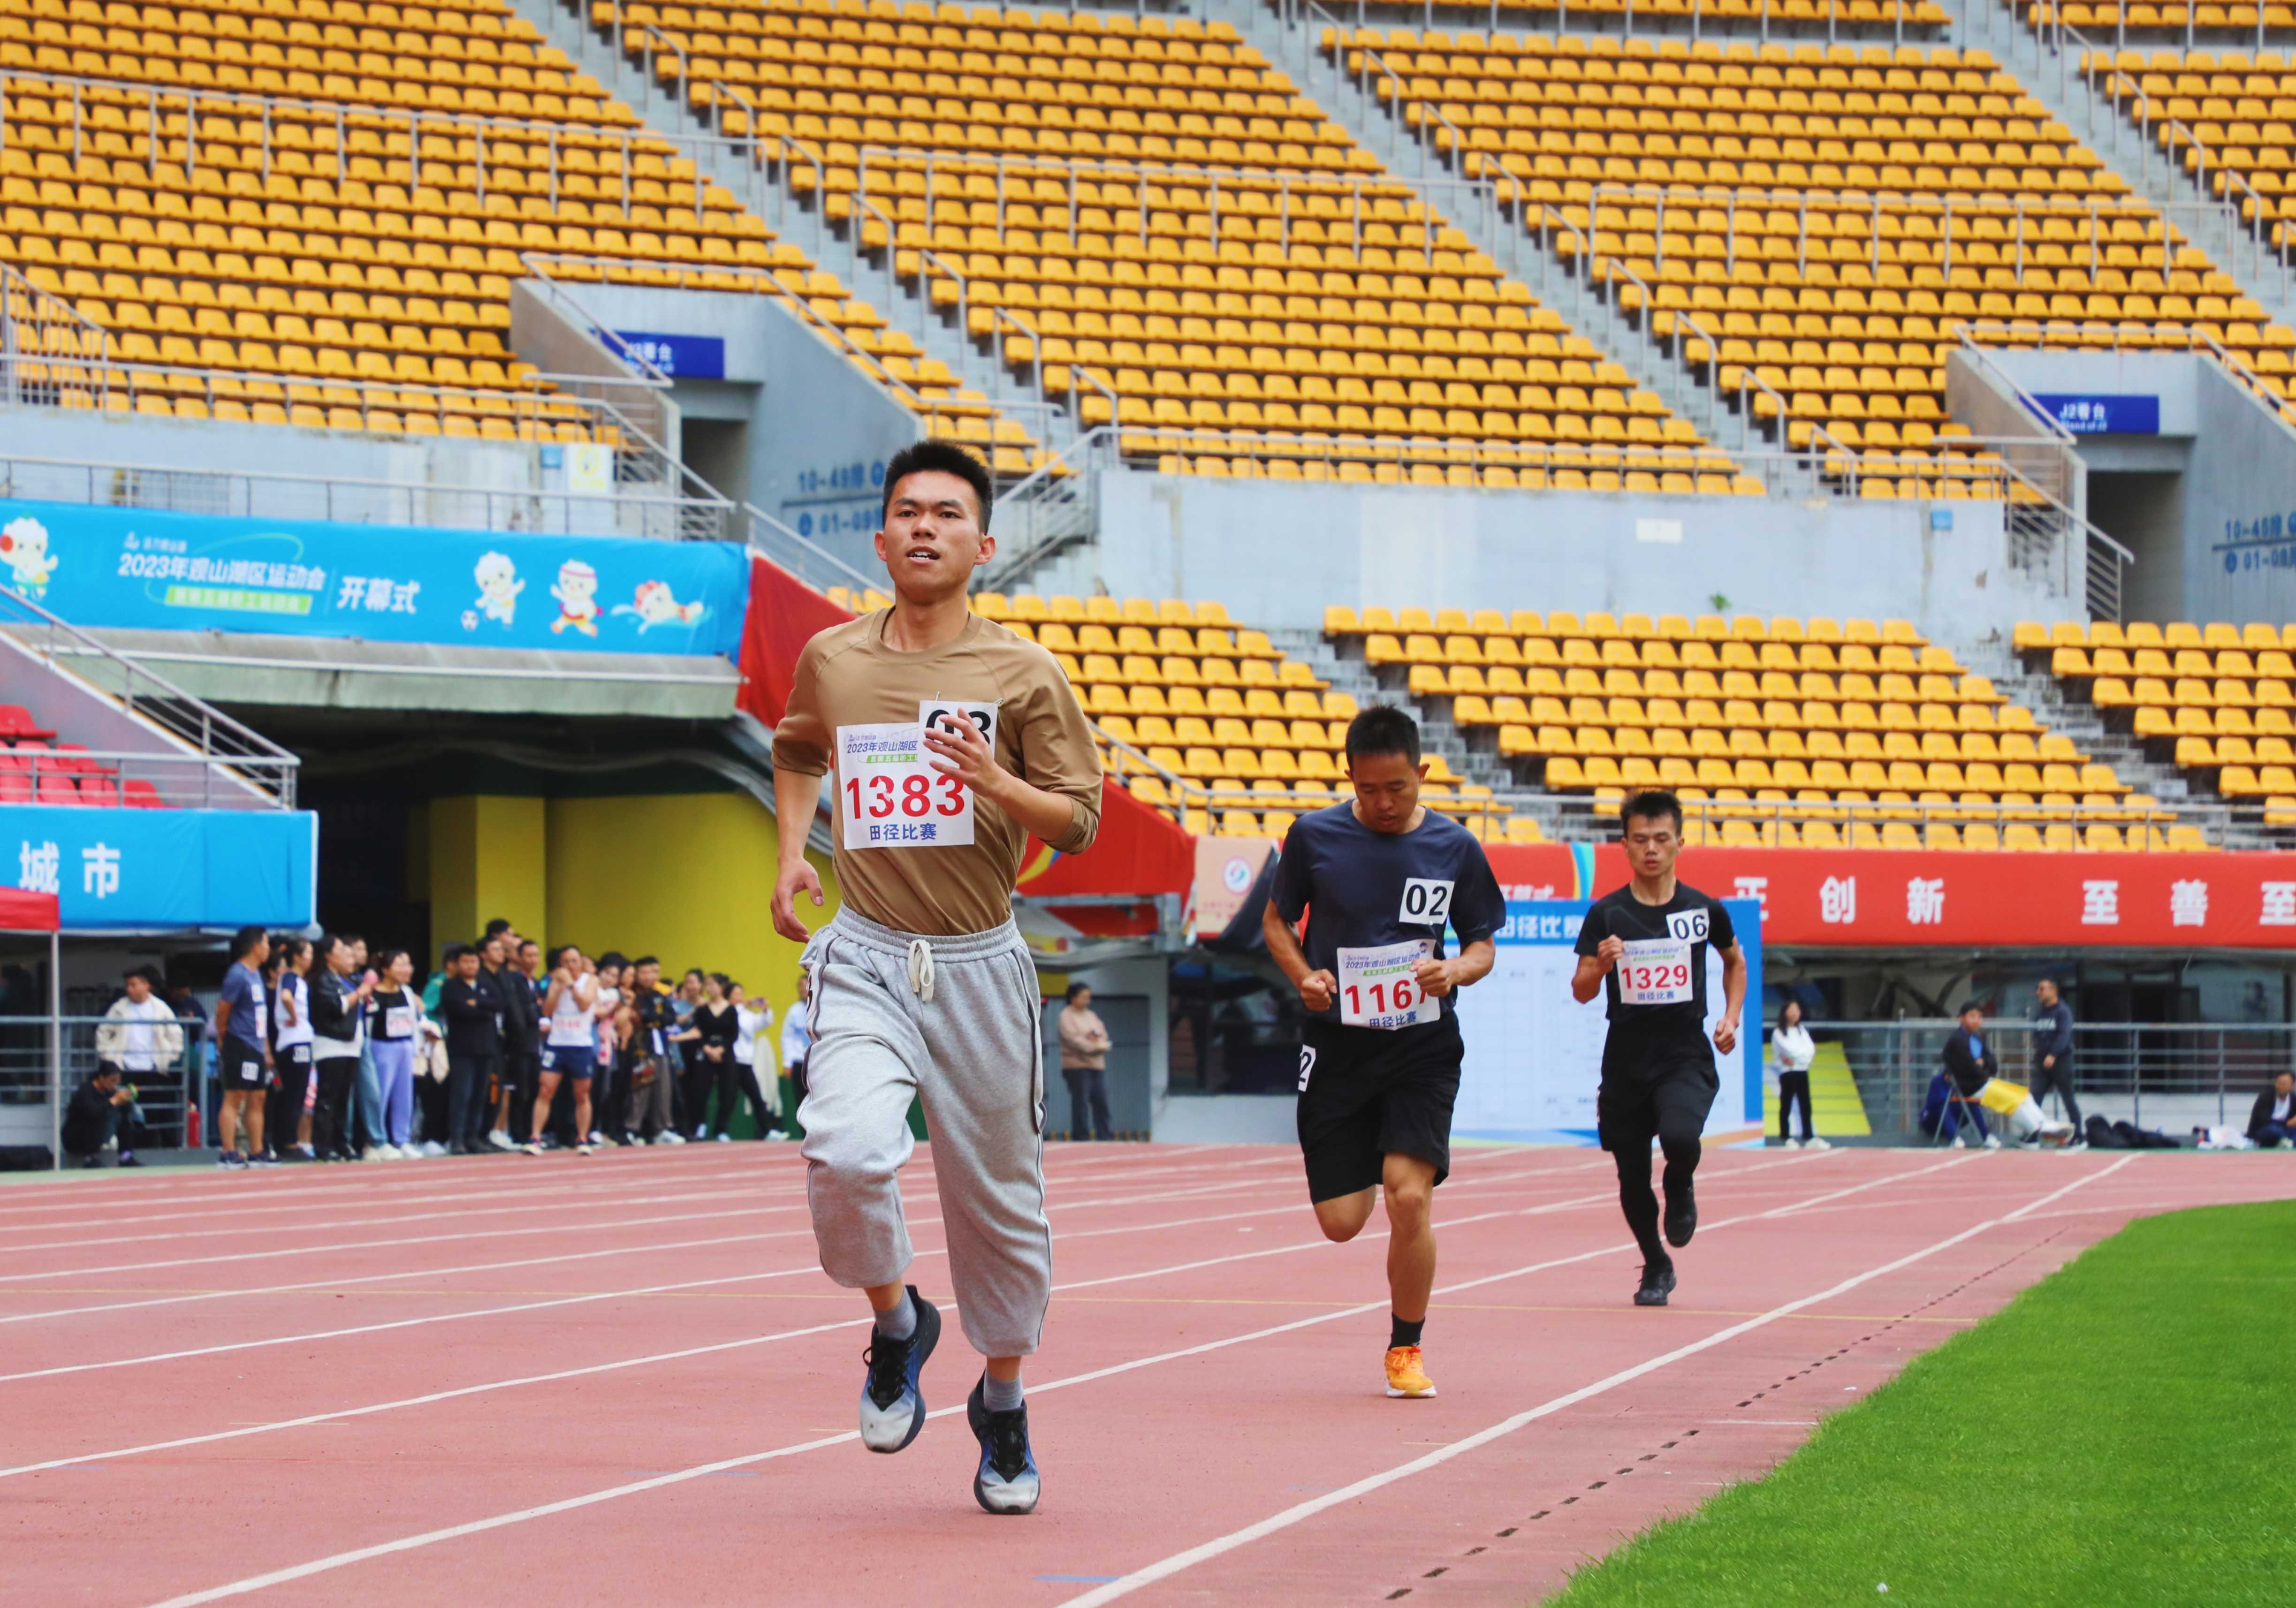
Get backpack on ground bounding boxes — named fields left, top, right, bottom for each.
left=2112, top=1118, right=2180, bottom=1150
left=2084, top=1115, right=2127, bottom=1149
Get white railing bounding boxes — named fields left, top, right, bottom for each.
left=0, top=582, right=300, bottom=808
left=0, top=452, right=732, bottom=540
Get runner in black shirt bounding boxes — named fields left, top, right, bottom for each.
left=1572, top=789, right=1747, bottom=1309
left=1266, top=706, right=1504, bottom=1400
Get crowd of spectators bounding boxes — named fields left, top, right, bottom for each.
left=64, top=917, right=815, bottom=1168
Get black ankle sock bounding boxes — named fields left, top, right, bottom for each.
left=1390, top=1314, right=1424, bottom=1350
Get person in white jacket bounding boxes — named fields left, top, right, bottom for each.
left=96, top=968, right=185, bottom=1077
left=1770, top=999, right=1827, bottom=1150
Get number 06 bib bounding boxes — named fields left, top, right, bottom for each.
left=1337, top=939, right=1439, bottom=1031
left=1617, top=935, right=1694, bottom=1006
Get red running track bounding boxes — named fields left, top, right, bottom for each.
left=3, top=1142, right=2291, bottom=1608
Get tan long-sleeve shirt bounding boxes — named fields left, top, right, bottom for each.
left=772, top=609, right=1103, bottom=936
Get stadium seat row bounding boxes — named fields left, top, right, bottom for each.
left=1344, top=28, right=2296, bottom=460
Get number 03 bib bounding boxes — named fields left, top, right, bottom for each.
left=1617, top=935, right=1694, bottom=1006
left=1337, top=939, right=1440, bottom=1031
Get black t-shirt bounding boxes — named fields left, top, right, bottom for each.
left=1270, top=803, right=1506, bottom=1027
left=693, top=1002, right=740, bottom=1056
left=1574, top=881, right=1738, bottom=1045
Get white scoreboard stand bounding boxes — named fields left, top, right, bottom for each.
left=1452, top=900, right=1764, bottom=1146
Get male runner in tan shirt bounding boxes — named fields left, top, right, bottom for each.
left=771, top=440, right=1101, bottom=1516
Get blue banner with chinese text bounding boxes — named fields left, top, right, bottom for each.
left=1, top=806, right=315, bottom=930
left=0, top=500, right=747, bottom=658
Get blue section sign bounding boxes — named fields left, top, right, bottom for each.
left=2032, top=393, right=2160, bottom=435
left=0, top=501, right=748, bottom=658
left=611, top=330, right=726, bottom=380
left=0, top=806, right=315, bottom=930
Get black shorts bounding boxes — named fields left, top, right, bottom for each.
left=1297, top=1013, right=1463, bottom=1202
left=220, top=1038, right=268, bottom=1089
left=1597, top=1031, right=1718, bottom=1153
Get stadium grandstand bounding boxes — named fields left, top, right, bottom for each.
left=8, top=0, right=2296, bottom=1600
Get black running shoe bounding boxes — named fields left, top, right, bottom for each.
left=1635, top=1260, right=1677, bottom=1307
left=967, top=1377, right=1041, bottom=1515
left=1663, top=1181, right=1697, bottom=1247
left=858, top=1288, right=940, bottom=1454
left=251, top=1149, right=281, bottom=1168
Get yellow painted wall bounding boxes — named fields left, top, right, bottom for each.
left=429, top=795, right=547, bottom=954
left=543, top=790, right=840, bottom=1060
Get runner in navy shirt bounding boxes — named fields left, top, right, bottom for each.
left=211, top=924, right=273, bottom=1169
left=1572, top=790, right=1746, bottom=1309
left=1266, top=705, right=1503, bottom=1401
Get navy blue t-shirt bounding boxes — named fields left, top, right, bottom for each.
left=1270, top=803, right=1506, bottom=1026
left=219, top=961, right=267, bottom=1051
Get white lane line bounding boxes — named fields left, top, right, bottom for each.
left=0, top=1154, right=1604, bottom=1328
left=0, top=1169, right=1628, bottom=1386
left=1049, top=1156, right=2137, bottom=1608
left=0, top=1147, right=799, bottom=1218
left=0, top=1176, right=1598, bottom=1479
left=121, top=1158, right=1871, bottom=1608
left=0, top=1179, right=815, bottom=1257
left=0, top=1155, right=1332, bottom=1287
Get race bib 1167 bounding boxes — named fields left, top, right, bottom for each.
left=1338, top=939, right=1440, bottom=1031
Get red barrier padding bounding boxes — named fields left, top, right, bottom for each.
left=1485, top=842, right=2296, bottom=949
left=737, top=557, right=1192, bottom=902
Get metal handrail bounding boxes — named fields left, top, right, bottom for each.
left=743, top=503, right=881, bottom=597
left=0, top=452, right=730, bottom=537
left=0, top=582, right=299, bottom=808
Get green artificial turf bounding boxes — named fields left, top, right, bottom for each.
left=1543, top=1199, right=2296, bottom=1608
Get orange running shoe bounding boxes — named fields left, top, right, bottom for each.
left=1384, top=1344, right=1437, bottom=1398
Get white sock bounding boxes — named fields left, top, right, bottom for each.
left=875, top=1289, right=916, bottom=1341
left=982, top=1370, right=1023, bottom=1413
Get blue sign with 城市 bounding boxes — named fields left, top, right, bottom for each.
left=2032, top=394, right=2159, bottom=435
left=1, top=806, right=314, bottom=929
left=0, top=501, right=748, bottom=657
left=611, top=330, right=726, bottom=380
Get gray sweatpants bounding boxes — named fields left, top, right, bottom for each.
left=799, top=909, right=1050, bottom=1358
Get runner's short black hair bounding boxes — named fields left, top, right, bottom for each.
left=1064, top=981, right=1090, bottom=1002
left=1620, top=789, right=1684, bottom=834
left=1344, top=704, right=1421, bottom=766
left=228, top=924, right=266, bottom=961
left=599, top=950, right=628, bottom=969
left=1959, top=999, right=1986, bottom=1017
left=881, top=440, right=993, bottom=533
left=442, top=943, right=471, bottom=964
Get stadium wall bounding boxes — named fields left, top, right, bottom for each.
left=1983, top=349, right=2296, bottom=624
left=527, top=282, right=921, bottom=551
left=543, top=789, right=835, bottom=1048
left=1084, top=473, right=2053, bottom=641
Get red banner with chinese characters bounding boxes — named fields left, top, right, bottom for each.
left=1483, top=843, right=2296, bottom=948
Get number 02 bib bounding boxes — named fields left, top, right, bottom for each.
left=1337, top=939, right=1439, bottom=1031
left=1617, top=935, right=1694, bottom=1006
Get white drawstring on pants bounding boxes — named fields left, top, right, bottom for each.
left=906, top=938, right=936, bottom=1003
